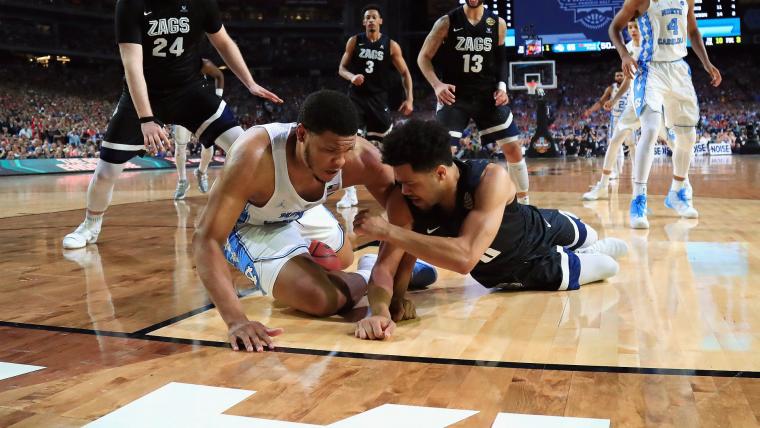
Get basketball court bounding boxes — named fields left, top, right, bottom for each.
left=2, top=155, right=759, bottom=427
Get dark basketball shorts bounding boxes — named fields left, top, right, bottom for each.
left=436, top=88, right=520, bottom=147
left=101, top=81, right=238, bottom=164
left=471, top=209, right=590, bottom=292
left=349, top=90, right=393, bottom=141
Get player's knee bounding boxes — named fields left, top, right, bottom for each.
left=500, top=140, right=521, bottom=157
left=93, top=161, right=122, bottom=183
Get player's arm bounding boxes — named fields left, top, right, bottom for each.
left=417, top=15, right=456, bottom=105
left=342, top=137, right=395, bottom=207
left=356, top=190, right=418, bottom=340
left=115, top=0, right=169, bottom=152
left=686, top=0, right=721, bottom=87
left=493, top=17, right=509, bottom=106
left=192, top=129, right=283, bottom=352
left=355, top=165, right=513, bottom=275
left=606, top=77, right=632, bottom=110
left=609, top=0, right=645, bottom=78
left=203, top=1, right=282, bottom=103
left=390, top=40, right=414, bottom=116
left=201, top=58, right=225, bottom=94
left=584, top=86, right=613, bottom=116
left=338, top=36, right=364, bottom=86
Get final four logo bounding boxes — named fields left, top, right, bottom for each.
left=557, top=0, right=625, bottom=29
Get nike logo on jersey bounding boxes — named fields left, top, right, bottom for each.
left=144, top=11, right=152, bottom=16
left=544, top=219, right=552, bottom=228
left=453, top=28, right=464, bottom=32
left=427, top=226, right=440, bottom=234
left=358, top=43, right=365, bottom=46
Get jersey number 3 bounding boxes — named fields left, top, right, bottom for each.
left=463, top=54, right=483, bottom=73
left=153, top=37, right=185, bottom=57
left=365, top=60, right=374, bottom=74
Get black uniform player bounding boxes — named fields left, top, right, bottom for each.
left=63, top=0, right=282, bottom=250
left=336, top=3, right=414, bottom=208
left=418, top=0, right=531, bottom=205
left=352, top=120, right=628, bottom=340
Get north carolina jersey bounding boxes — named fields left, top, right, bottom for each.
left=115, top=0, right=222, bottom=93
left=238, top=123, right=342, bottom=226
left=348, top=33, right=394, bottom=94
left=610, top=83, right=627, bottom=117
left=438, top=6, right=500, bottom=94
left=637, top=0, right=688, bottom=63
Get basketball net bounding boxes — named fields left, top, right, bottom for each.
left=526, top=81, right=539, bottom=95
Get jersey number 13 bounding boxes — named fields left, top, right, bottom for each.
left=463, top=54, right=483, bottom=73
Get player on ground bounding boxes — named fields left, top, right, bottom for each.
left=352, top=120, right=628, bottom=340
left=417, top=0, right=531, bottom=204
left=193, top=91, right=435, bottom=352
left=610, top=0, right=721, bottom=228
left=62, top=0, right=282, bottom=249
left=336, top=3, right=414, bottom=209
left=174, top=57, right=224, bottom=199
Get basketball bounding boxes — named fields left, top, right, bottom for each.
left=308, top=240, right=342, bottom=271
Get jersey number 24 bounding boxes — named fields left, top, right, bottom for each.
left=153, top=37, right=184, bottom=57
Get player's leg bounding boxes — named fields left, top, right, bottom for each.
left=539, top=208, right=628, bottom=258
left=478, top=104, right=529, bottom=204
left=63, top=91, right=140, bottom=249
left=663, top=61, right=700, bottom=218
left=195, top=145, right=213, bottom=193
left=435, top=101, right=471, bottom=162
left=583, top=126, right=633, bottom=201
left=173, top=125, right=192, bottom=200
left=629, top=63, right=666, bottom=229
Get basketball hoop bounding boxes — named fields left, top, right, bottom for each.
left=526, top=81, right=539, bottom=95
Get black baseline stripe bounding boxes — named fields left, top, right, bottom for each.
left=2, top=320, right=760, bottom=379
left=130, top=303, right=216, bottom=337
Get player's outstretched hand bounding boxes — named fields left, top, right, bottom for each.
left=249, top=83, right=284, bottom=104
left=355, top=315, right=396, bottom=340
left=705, top=63, right=722, bottom=87
left=353, top=209, right=390, bottom=240
left=390, top=297, right=417, bottom=322
left=351, top=74, right=365, bottom=86
left=622, top=55, right=638, bottom=80
left=398, top=99, right=414, bottom=116
left=434, top=82, right=456, bottom=105
left=493, top=89, right=509, bottom=106
left=141, top=121, right=170, bottom=154
left=228, top=320, right=284, bottom=352
left=603, top=100, right=613, bottom=111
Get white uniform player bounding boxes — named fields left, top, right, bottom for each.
left=609, top=0, right=721, bottom=228
left=224, top=123, right=346, bottom=294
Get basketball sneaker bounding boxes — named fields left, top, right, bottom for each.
left=576, top=237, right=629, bottom=259
left=337, top=187, right=358, bottom=208
left=629, top=194, right=650, bottom=229
left=357, top=253, right=438, bottom=290
left=664, top=188, right=698, bottom=218
left=582, top=181, right=609, bottom=201
left=517, top=195, right=530, bottom=205
left=174, top=179, right=189, bottom=200
left=194, top=169, right=209, bottom=194
left=62, top=221, right=100, bottom=249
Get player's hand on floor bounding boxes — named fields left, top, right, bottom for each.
left=390, top=297, right=417, bottom=322
left=705, top=63, right=722, bottom=87
left=353, top=209, right=390, bottom=240
left=434, top=82, right=456, bottom=105
left=493, top=89, right=509, bottom=106
left=398, top=99, right=414, bottom=116
left=249, top=83, right=284, bottom=104
left=228, top=320, right=284, bottom=352
left=141, top=121, right=170, bottom=154
left=355, top=315, right=396, bottom=340
left=351, top=74, right=365, bottom=86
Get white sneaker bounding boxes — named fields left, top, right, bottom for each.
left=174, top=179, right=189, bottom=200
left=194, top=169, right=209, bottom=194
left=517, top=195, right=530, bottom=205
left=665, top=188, right=698, bottom=219
left=582, top=181, right=609, bottom=201
left=337, top=188, right=358, bottom=208
left=629, top=194, right=650, bottom=229
left=576, top=237, right=629, bottom=259
left=63, top=222, right=100, bottom=249
left=357, top=253, right=378, bottom=271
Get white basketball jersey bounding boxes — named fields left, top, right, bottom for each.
left=238, top=123, right=342, bottom=226
left=610, top=83, right=627, bottom=116
left=637, top=0, right=688, bottom=62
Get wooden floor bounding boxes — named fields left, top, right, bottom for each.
left=1, top=155, right=760, bottom=427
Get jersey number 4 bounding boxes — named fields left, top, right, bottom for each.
left=463, top=54, right=483, bottom=73
left=666, top=18, right=679, bottom=35
left=153, top=37, right=184, bottom=57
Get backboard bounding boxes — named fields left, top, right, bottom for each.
left=508, top=60, right=557, bottom=91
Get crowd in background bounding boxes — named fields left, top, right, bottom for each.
left=1, top=48, right=758, bottom=161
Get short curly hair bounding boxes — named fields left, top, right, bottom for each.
left=298, top=90, right=358, bottom=136
left=362, top=3, right=382, bottom=18
left=382, top=119, right=453, bottom=172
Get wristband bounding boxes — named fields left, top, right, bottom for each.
left=497, top=81, right=507, bottom=92
left=215, top=88, right=223, bottom=97
left=139, top=116, right=164, bottom=126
